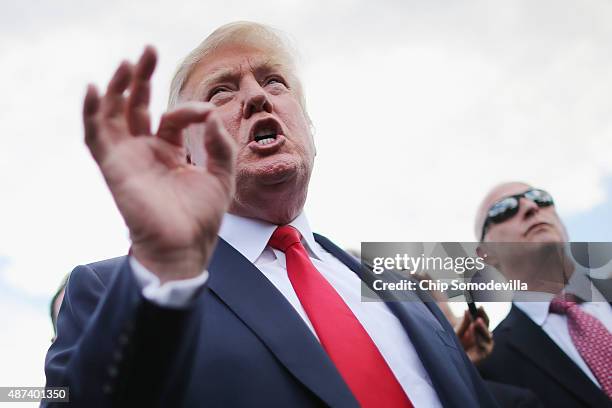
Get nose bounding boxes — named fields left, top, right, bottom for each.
left=242, top=82, right=273, bottom=119
left=520, top=197, right=540, bottom=219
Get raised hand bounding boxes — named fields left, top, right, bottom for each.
left=83, top=46, right=236, bottom=283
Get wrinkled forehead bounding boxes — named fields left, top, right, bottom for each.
left=183, top=43, right=295, bottom=97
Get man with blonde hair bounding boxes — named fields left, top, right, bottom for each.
left=44, top=22, right=498, bottom=407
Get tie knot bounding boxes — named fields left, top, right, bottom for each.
left=549, top=293, right=581, bottom=315
left=269, top=225, right=302, bottom=252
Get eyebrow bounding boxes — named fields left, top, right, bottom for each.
left=200, top=66, right=240, bottom=90
left=194, top=58, right=290, bottom=98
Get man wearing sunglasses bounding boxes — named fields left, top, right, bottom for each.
left=475, top=182, right=612, bottom=407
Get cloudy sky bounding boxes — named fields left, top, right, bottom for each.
left=1, top=0, right=611, bottom=398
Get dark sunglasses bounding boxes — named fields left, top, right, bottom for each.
left=480, top=189, right=554, bottom=241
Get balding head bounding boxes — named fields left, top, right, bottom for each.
left=475, top=183, right=573, bottom=293
left=474, top=182, right=531, bottom=240
left=475, top=181, right=567, bottom=243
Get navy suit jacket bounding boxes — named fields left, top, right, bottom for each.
left=45, top=234, right=499, bottom=407
left=479, top=304, right=612, bottom=408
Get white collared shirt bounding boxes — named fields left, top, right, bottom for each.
left=131, top=212, right=442, bottom=407
left=514, top=276, right=612, bottom=388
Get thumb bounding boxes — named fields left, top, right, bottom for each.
left=455, top=309, right=471, bottom=337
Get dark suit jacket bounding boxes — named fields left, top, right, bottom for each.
left=484, top=380, right=542, bottom=408
left=479, top=304, right=612, bottom=408
left=45, top=234, right=499, bottom=407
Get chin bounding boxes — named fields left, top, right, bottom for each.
left=245, top=155, right=303, bottom=185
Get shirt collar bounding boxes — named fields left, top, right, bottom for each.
left=514, top=300, right=551, bottom=326
left=514, top=269, right=607, bottom=326
left=218, top=211, right=323, bottom=263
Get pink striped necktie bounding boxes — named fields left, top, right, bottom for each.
left=549, top=294, right=612, bottom=398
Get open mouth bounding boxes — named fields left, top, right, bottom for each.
left=250, top=118, right=283, bottom=145
left=248, top=117, right=286, bottom=154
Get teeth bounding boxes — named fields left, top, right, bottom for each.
left=256, top=137, right=275, bottom=145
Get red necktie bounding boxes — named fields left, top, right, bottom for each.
left=269, top=226, right=413, bottom=408
left=549, top=294, right=612, bottom=398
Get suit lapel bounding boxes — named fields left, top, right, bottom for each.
left=207, top=238, right=358, bottom=408
left=314, top=234, right=481, bottom=408
left=505, top=305, right=608, bottom=407
left=207, top=233, right=488, bottom=408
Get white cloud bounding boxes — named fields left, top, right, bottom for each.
left=0, top=294, right=49, bottom=408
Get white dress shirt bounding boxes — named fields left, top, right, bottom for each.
left=514, top=273, right=612, bottom=388
left=131, top=212, right=442, bottom=407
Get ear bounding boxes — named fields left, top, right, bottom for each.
left=477, top=243, right=498, bottom=268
